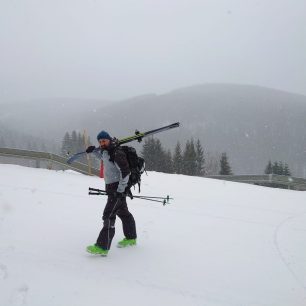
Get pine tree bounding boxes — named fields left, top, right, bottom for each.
left=182, top=140, right=190, bottom=175
left=154, top=139, right=166, bottom=172
left=141, top=138, right=155, bottom=171
left=264, top=160, right=273, bottom=174
left=189, top=139, right=197, bottom=175
left=173, top=142, right=183, bottom=174
left=164, top=150, right=173, bottom=173
left=279, top=161, right=284, bottom=175
left=283, top=163, right=291, bottom=176
left=61, top=132, right=72, bottom=156
left=195, top=139, right=205, bottom=176
left=77, top=133, right=84, bottom=152
left=182, top=139, right=197, bottom=175
left=205, top=152, right=220, bottom=175
left=79, top=132, right=89, bottom=163
left=71, top=130, right=78, bottom=154
left=219, top=152, right=232, bottom=175
left=272, top=162, right=280, bottom=175
left=266, top=160, right=291, bottom=176
left=141, top=137, right=166, bottom=172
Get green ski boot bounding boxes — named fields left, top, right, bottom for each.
left=117, top=238, right=137, bottom=248
left=86, top=244, right=108, bottom=256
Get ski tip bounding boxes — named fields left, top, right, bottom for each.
left=66, top=157, right=75, bottom=164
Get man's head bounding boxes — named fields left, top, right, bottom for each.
left=97, top=130, right=112, bottom=149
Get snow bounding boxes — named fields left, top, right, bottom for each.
left=1, top=164, right=306, bottom=306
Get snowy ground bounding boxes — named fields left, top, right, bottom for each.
left=0, top=164, right=306, bottom=306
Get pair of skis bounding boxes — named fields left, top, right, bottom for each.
left=66, top=122, right=180, bottom=164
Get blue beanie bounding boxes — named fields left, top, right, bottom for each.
left=97, top=130, right=112, bottom=141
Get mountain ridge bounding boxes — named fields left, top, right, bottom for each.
left=1, top=83, right=305, bottom=176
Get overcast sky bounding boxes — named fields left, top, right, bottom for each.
left=1, top=0, right=306, bottom=102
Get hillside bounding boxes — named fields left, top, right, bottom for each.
left=82, top=84, right=306, bottom=177
left=1, top=84, right=306, bottom=176
left=0, top=164, right=306, bottom=306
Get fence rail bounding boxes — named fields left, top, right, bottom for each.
left=0, top=147, right=100, bottom=176
left=206, top=174, right=306, bottom=191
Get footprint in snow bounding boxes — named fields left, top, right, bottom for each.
left=0, top=201, right=13, bottom=213
left=0, top=263, right=8, bottom=279
left=10, top=284, right=29, bottom=306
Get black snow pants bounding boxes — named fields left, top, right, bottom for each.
left=96, top=182, right=137, bottom=250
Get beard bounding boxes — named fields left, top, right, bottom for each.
left=100, top=144, right=108, bottom=150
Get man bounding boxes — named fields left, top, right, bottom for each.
left=86, top=130, right=137, bottom=256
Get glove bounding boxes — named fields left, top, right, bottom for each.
left=86, top=146, right=96, bottom=153
left=125, top=188, right=133, bottom=199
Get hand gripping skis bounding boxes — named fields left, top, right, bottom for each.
left=66, top=122, right=180, bottom=164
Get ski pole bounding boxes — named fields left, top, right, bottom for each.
left=88, top=188, right=172, bottom=205
left=88, top=191, right=169, bottom=205
left=131, top=196, right=171, bottom=206
left=134, top=197, right=168, bottom=205
left=130, top=195, right=173, bottom=204
left=89, top=187, right=172, bottom=200
left=132, top=195, right=173, bottom=200
left=89, top=187, right=172, bottom=201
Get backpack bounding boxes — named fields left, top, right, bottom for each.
left=116, top=146, right=146, bottom=193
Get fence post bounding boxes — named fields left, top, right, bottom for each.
left=35, top=159, right=40, bottom=168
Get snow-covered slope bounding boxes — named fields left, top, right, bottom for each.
left=0, top=164, right=306, bottom=306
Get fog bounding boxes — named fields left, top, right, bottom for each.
left=1, top=0, right=306, bottom=102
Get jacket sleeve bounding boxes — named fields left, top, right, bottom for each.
left=114, top=149, right=130, bottom=193
left=92, top=149, right=103, bottom=160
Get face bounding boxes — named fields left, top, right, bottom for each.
left=99, top=138, right=111, bottom=149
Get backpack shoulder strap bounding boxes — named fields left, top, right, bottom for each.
left=108, top=145, right=124, bottom=162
